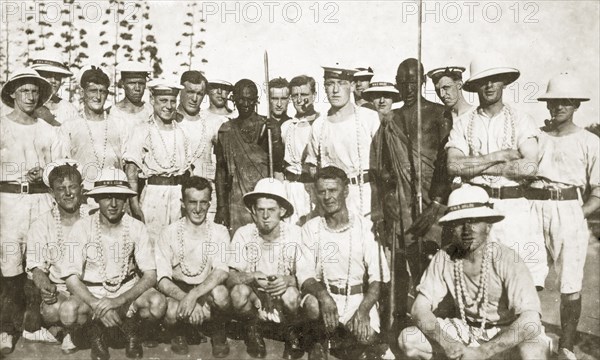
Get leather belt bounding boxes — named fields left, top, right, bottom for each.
left=0, top=182, right=48, bottom=194
left=146, top=174, right=188, bottom=186
left=349, top=172, right=370, bottom=185
left=466, top=319, right=497, bottom=330
left=474, top=184, right=524, bottom=199
left=328, top=284, right=363, bottom=296
left=525, top=187, right=579, bottom=201
left=83, top=273, right=136, bottom=287
left=284, top=170, right=314, bottom=183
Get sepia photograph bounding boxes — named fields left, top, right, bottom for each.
left=0, top=1, right=598, bottom=359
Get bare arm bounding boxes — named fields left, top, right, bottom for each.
left=477, top=310, right=542, bottom=358
left=446, top=148, right=516, bottom=177
left=188, top=269, right=228, bottom=299
left=66, top=275, right=99, bottom=308
left=411, top=293, right=467, bottom=359
left=583, top=186, right=600, bottom=218
left=357, top=281, right=381, bottom=314
left=157, top=277, right=188, bottom=302
left=482, top=137, right=539, bottom=179
left=226, top=269, right=263, bottom=287
left=124, top=162, right=144, bottom=222
left=113, top=270, right=157, bottom=306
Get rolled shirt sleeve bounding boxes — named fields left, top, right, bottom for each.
left=26, top=216, right=51, bottom=275
left=226, top=226, right=251, bottom=273
left=132, top=220, right=155, bottom=272
left=122, top=124, right=147, bottom=170
left=296, top=224, right=319, bottom=289
left=362, top=218, right=390, bottom=284
left=445, top=113, right=470, bottom=155
left=155, top=226, right=175, bottom=282
left=415, top=250, right=449, bottom=310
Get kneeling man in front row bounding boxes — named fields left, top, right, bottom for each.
left=227, top=178, right=304, bottom=359
left=399, top=185, right=548, bottom=360
left=155, top=176, right=231, bottom=357
left=298, top=166, right=391, bottom=360
left=59, top=168, right=166, bottom=360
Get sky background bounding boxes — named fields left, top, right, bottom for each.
left=3, top=1, right=599, bottom=126
left=148, top=0, right=599, bottom=126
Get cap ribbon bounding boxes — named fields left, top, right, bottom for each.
left=94, top=180, right=131, bottom=188
left=446, top=202, right=493, bottom=214
left=32, top=59, right=69, bottom=71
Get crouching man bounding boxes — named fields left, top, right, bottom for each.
left=155, top=176, right=231, bottom=358
left=58, top=168, right=166, bottom=360
left=227, top=178, right=304, bottom=359
left=24, top=161, right=87, bottom=353
left=298, top=166, right=391, bottom=360
left=398, top=185, right=548, bottom=360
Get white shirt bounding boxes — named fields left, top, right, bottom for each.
left=155, top=219, right=230, bottom=285
left=446, top=105, right=539, bottom=187
left=297, top=214, right=390, bottom=289
left=306, top=106, right=380, bottom=178
left=281, top=117, right=313, bottom=174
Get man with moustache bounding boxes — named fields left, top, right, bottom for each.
left=30, top=51, right=79, bottom=126
left=269, top=77, right=292, bottom=126
left=298, top=166, right=390, bottom=360
left=58, top=168, right=166, bottom=360
left=529, top=73, right=600, bottom=360
left=227, top=178, right=304, bottom=359
left=124, top=80, right=191, bottom=242
left=215, top=79, right=284, bottom=233
left=0, top=68, right=58, bottom=354
left=281, top=75, right=320, bottom=225
left=177, top=71, right=223, bottom=221
left=59, top=66, right=123, bottom=192
left=398, top=185, right=548, bottom=360
left=24, top=161, right=86, bottom=352
left=305, top=66, right=381, bottom=218
left=353, top=67, right=376, bottom=110
left=107, top=61, right=153, bottom=142
left=445, top=54, right=547, bottom=289
left=155, top=176, right=231, bottom=357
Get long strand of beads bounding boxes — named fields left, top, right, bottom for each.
left=91, top=214, right=134, bottom=292
left=454, top=242, right=493, bottom=344
left=177, top=218, right=211, bottom=277
left=82, top=112, right=109, bottom=170
left=319, top=215, right=354, bottom=315
left=187, top=120, right=207, bottom=167
left=353, top=106, right=364, bottom=215
left=149, top=117, right=177, bottom=169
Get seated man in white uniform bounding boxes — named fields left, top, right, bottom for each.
left=398, top=185, right=549, bottom=360
left=227, top=178, right=304, bottom=360
left=24, top=161, right=87, bottom=353
left=298, top=166, right=391, bottom=360
left=155, top=176, right=231, bottom=358
left=58, top=168, right=166, bottom=360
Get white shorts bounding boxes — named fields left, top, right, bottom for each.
left=141, top=184, right=182, bottom=243
left=301, top=292, right=381, bottom=333
left=284, top=180, right=314, bottom=226
left=347, top=183, right=372, bottom=219
left=1, top=193, right=53, bottom=276
left=488, top=198, right=548, bottom=288
left=530, top=199, right=590, bottom=293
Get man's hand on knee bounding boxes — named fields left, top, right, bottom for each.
left=347, top=309, right=373, bottom=344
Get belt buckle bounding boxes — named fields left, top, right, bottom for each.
left=549, top=188, right=561, bottom=201
left=20, top=182, right=30, bottom=194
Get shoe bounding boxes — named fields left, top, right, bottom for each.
left=170, top=335, right=189, bottom=355
left=557, top=348, right=577, bottom=360
left=22, top=328, right=59, bottom=343
left=283, top=326, right=304, bottom=359
left=245, top=324, right=266, bottom=358
left=211, top=332, right=230, bottom=358
left=89, top=326, right=110, bottom=360
left=61, top=333, right=78, bottom=355
left=308, top=342, right=328, bottom=360
left=0, top=333, right=14, bottom=355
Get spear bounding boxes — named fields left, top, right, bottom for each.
left=264, top=50, right=274, bottom=177
left=416, top=0, right=424, bottom=276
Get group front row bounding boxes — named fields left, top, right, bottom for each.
left=14, top=163, right=550, bottom=360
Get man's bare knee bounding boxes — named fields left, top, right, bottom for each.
left=281, top=287, right=300, bottom=313
left=147, top=291, right=167, bottom=320
left=59, top=298, right=88, bottom=326
left=164, top=298, right=179, bottom=325
left=41, top=302, right=60, bottom=324
left=210, top=285, right=230, bottom=310
left=518, top=335, right=549, bottom=360
left=302, top=294, right=320, bottom=320
left=398, top=326, right=432, bottom=360
left=231, top=284, right=252, bottom=310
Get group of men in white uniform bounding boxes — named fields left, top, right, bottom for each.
left=0, top=47, right=598, bottom=360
